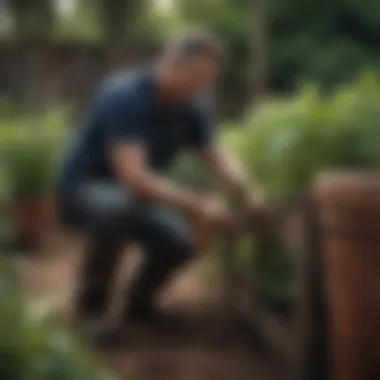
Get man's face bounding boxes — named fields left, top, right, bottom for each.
left=167, top=55, right=220, bottom=100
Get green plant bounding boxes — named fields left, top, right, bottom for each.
left=0, top=255, right=118, bottom=380
left=0, top=115, right=67, bottom=199
left=257, top=244, right=294, bottom=310
left=219, top=72, right=380, bottom=307
left=0, top=163, right=14, bottom=248
left=7, top=139, right=55, bottom=198
left=222, top=72, right=380, bottom=198
left=170, top=152, right=215, bottom=191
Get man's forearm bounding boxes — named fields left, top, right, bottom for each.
left=211, top=153, right=254, bottom=195
left=120, top=170, right=202, bottom=215
left=218, top=159, right=264, bottom=208
left=203, top=148, right=265, bottom=207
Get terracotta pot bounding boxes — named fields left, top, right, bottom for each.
left=314, top=171, right=380, bottom=380
left=12, top=195, right=55, bottom=250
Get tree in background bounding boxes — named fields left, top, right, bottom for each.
left=97, top=0, right=164, bottom=70
left=8, top=0, right=57, bottom=113
left=250, top=0, right=267, bottom=102
left=97, top=0, right=166, bottom=45
left=9, top=0, right=55, bottom=39
left=55, top=0, right=101, bottom=41
left=98, top=0, right=145, bottom=42
left=266, top=0, right=380, bottom=91
left=3, top=0, right=380, bottom=118
left=176, top=0, right=380, bottom=97
left=55, top=0, right=165, bottom=44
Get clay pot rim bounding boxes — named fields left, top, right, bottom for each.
left=313, top=170, right=380, bottom=210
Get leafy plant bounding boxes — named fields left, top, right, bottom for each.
left=257, top=244, right=294, bottom=312
left=0, top=116, right=66, bottom=199
left=7, top=140, right=54, bottom=198
left=170, top=152, right=215, bottom=191
left=218, top=73, right=380, bottom=307
left=0, top=255, right=118, bottom=380
left=222, top=72, right=380, bottom=198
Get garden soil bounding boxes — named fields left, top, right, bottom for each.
left=17, top=237, right=281, bottom=380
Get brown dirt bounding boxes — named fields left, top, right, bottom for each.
left=16, top=236, right=281, bottom=380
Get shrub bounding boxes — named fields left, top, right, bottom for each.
left=218, top=72, right=380, bottom=308
left=0, top=114, right=67, bottom=199
left=0, top=114, right=68, bottom=247
left=170, top=152, right=215, bottom=191
left=0, top=255, right=117, bottom=380
left=0, top=164, right=14, bottom=249
left=222, top=72, right=380, bottom=198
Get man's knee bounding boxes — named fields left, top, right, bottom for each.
left=140, top=210, right=194, bottom=267
left=72, top=182, right=134, bottom=240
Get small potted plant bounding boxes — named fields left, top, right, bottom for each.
left=8, top=133, right=57, bottom=250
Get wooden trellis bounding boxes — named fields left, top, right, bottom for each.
left=220, top=196, right=330, bottom=380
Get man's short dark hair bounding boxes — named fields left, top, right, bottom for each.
left=165, top=28, right=225, bottom=62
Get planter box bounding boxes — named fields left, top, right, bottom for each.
left=12, top=195, right=54, bottom=250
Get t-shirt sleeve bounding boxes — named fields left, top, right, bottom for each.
left=187, top=99, right=215, bottom=149
left=100, top=91, right=146, bottom=145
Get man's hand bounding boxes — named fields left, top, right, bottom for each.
left=191, top=195, right=237, bottom=235
left=239, top=185, right=266, bottom=214
left=199, top=146, right=268, bottom=232
left=237, top=185, right=272, bottom=235
left=200, top=146, right=266, bottom=210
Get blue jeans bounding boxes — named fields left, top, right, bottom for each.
left=59, top=181, right=193, bottom=318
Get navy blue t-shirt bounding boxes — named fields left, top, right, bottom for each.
left=57, top=68, right=214, bottom=195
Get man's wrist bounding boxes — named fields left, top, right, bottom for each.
left=233, top=179, right=251, bottom=198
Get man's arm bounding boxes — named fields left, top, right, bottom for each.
left=110, top=142, right=207, bottom=216
left=199, top=146, right=263, bottom=203
left=187, top=101, right=263, bottom=204
left=101, top=90, right=211, bottom=216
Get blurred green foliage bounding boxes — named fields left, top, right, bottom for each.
left=170, top=153, right=215, bottom=191
left=8, top=0, right=55, bottom=39
left=0, top=110, right=67, bottom=199
left=173, top=73, right=380, bottom=195
left=177, top=0, right=380, bottom=92
left=0, top=255, right=117, bottom=380
left=97, top=0, right=163, bottom=44
left=4, top=0, right=380, bottom=92
left=172, top=73, right=380, bottom=308
left=222, top=72, right=380, bottom=198
left=0, top=109, right=67, bottom=247
left=267, top=0, right=380, bottom=90
left=4, top=0, right=169, bottom=44
left=0, top=112, right=115, bottom=379
left=256, top=243, right=294, bottom=312
left=1, top=70, right=380, bottom=315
